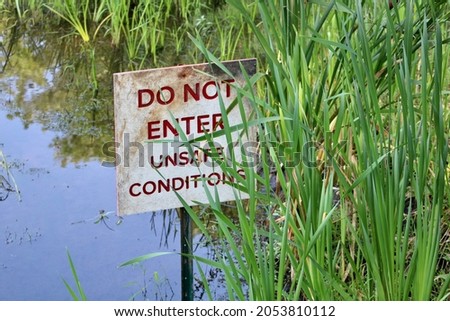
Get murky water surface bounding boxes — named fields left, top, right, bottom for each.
left=0, top=17, right=211, bottom=301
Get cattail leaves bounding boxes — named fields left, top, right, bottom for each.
left=117, top=0, right=449, bottom=300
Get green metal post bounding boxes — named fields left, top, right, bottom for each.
left=180, top=207, right=193, bottom=301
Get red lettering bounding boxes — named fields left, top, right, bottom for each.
left=149, top=155, right=164, bottom=169
left=164, top=154, right=177, bottom=167
left=148, top=114, right=225, bottom=140
left=128, top=171, right=234, bottom=197
left=172, top=177, right=184, bottom=191
left=129, top=183, right=142, bottom=197
left=212, top=113, right=224, bottom=131
left=207, top=172, right=221, bottom=186
left=197, top=114, right=210, bottom=132
left=178, top=151, right=190, bottom=165
left=179, top=116, right=195, bottom=135
left=237, top=168, right=246, bottom=179
left=191, top=174, right=201, bottom=188
left=138, top=89, right=154, bottom=108
left=162, top=119, right=178, bottom=137
left=157, top=86, right=175, bottom=105
left=202, top=81, right=218, bottom=100
left=222, top=79, right=235, bottom=97
left=137, top=86, right=175, bottom=108
left=140, top=79, right=235, bottom=108
left=207, top=146, right=224, bottom=161
left=158, top=179, right=171, bottom=192
left=148, top=121, right=161, bottom=139
left=184, top=83, right=200, bottom=102
left=143, top=181, right=156, bottom=195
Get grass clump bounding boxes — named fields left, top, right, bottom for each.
left=0, top=0, right=254, bottom=69
left=175, top=0, right=450, bottom=300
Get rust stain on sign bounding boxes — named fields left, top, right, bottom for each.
left=114, top=59, right=257, bottom=216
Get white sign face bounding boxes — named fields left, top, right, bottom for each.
left=113, top=59, right=257, bottom=216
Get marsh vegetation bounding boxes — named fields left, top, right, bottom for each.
left=1, top=0, right=449, bottom=300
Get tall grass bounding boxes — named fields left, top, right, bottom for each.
left=44, top=0, right=92, bottom=42
left=63, top=250, right=88, bottom=301
left=2, top=0, right=448, bottom=301
left=1, top=0, right=251, bottom=68
left=154, top=0, right=449, bottom=300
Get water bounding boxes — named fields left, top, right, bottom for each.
left=0, top=18, right=206, bottom=301
left=0, top=104, right=188, bottom=300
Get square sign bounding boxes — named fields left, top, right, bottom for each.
left=113, top=59, right=257, bottom=215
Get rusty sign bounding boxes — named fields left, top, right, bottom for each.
left=113, top=59, right=257, bottom=216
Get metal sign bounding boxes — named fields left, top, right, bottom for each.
left=113, top=59, right=257, bottom=215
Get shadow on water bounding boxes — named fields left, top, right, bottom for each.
left=0, top=10, right=225, bottom=300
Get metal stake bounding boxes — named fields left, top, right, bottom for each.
left=180, top=207, right=193, bottom=301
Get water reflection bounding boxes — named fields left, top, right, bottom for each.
left=0, top=173, right=16, bottom=201
left=0, top=16, right=119, bottom=166
left=0, top=13, right=209, bottom=300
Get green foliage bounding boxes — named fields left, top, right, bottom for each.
left=0, top=0, right=251, bottom=68
left=122, top=0, right=449, bottom=300
left=63, top=250, right=88, bottom=301
left=44, top=1, right=91, bottom=42
left=0, top=149, right=20, bottom=201
left=1, top=0, right=448, bottom=301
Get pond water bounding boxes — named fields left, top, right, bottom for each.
left=0, top=97, right=192, bottom=301
left=0, top=18, right=216, bottom=301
